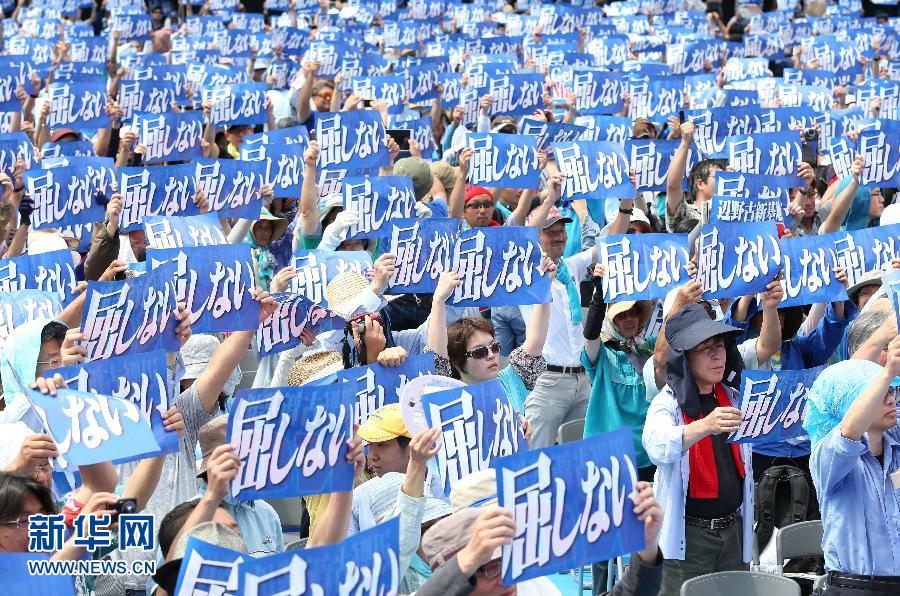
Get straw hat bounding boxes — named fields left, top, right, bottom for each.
left=287, top=349, right=343, bottom=386
left=196, top=415, right=228, bottom=478
left=252, top=209, right=288, bottom=244
left=606, top=300, right=653, bottom=329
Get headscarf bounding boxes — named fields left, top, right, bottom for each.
left=600, top=302, right=653, bottom=371
left=0, top=318, right=65, bottom=428
left=803, top=359, right=885, bottom=446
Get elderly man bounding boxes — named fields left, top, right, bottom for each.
left=643, top=303, right=754, bottom=595
left=803, top=337, right=900, bottom=595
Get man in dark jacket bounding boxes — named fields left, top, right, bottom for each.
left=417, top=481, right=664, bottom=596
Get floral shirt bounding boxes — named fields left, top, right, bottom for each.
left=426, top=345, right=545, bottom=391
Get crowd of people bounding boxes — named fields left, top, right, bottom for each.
left=0, top=0, right=899, bottom=595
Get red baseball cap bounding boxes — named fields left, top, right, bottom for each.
left=464, top=185, right=493, bottom=203
left=527, top=205, right=573, bottom=228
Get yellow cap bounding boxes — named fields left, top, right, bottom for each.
left=357, top=403, right=412, bottom=443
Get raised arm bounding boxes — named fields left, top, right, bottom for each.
left=295, top=60, right=320, bottom=125
left=841, top=335, right=900, bottom=441
left=755, top=277, right=784, bottom=365
left=426, top=272, right=461, bottom=359
left=819, top=155, right=864, bottom=235
left=307, top=436, right=366, bottom=548
left=299, top=141, right=321, bottom=236
left=448, top=147, right=471, bottom=219
left=666, top=121, right=694, bottom=217
left=521, top=257, right=557, bottom=357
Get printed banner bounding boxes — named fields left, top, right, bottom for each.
left=519, top=118, right=586, bottom=151
left=714, top=171, right=795, bottom=200
left=385, top=218, right=459, bottom=294
left=81, top=262, right=180, bottom=360
left=710, top=196, right=786, bottom=224
left=48, top=351, right=178, bottom=458
left=0, top=249, right=79, bottom=306
left=315, top=110, right=389, bottom=170
left=144, top=213, right=227, bottom=249
left=486, top=73, right=545, bottom=117
left=728, top=366, right=826, bottom=444
left=136, top=111, right=204, bottom=164
left=422, top=379, right=526, bottom=498
left=779, top=233, right=846, bottom=307
left=0, top=290, right=60, bottom=343
left=257, top=293, right=342, bottom=357
left=193, top=158, right=265, bottom=220
left=24, top=157, right=115, bottom=230
left=554, top=141, right=635, bottom=201
left=148, top=244, right=260, bottom=333
left=727, top=132, right=803, bottom=178
left=697, top=222, right=782, bottom=299
left=118, top=164, right=201, bottom=232
left=342, top=175, right=415, bottom=239
left=238, top=144, right=304, bottom=200
left=288, top=250, right=372, bottom=307
left=832, top=223, right=900, bottom=289
left=227, top=382, right=359, bottom=501
left=118, top=79, right=177, bottom=121
left=27, top=385, right=161, bottom=466
left=237, top=518, right=400, bottom=595
left=495, top=429, right=644, bottom=585
left=335, top=354, right=435, bottom=427
left=206, top=83, right=268, bottom=126
left=599, top=233, right=691, bottom=302
left=467, top=133, right=541, bottom=190
left=45, top=81, right=108, bottom=130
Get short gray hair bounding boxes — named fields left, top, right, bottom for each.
left=847, top=301, right=892, bottom=358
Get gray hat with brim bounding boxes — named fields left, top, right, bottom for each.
left=664, top=303, right=742, bottom=352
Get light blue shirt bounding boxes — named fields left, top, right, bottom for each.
left=811, top=426, right=900, bottom=576
left=642, top=386, right=755, bottom=562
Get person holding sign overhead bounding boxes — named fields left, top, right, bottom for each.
left=803, top=339, right=900, bottom=596
left=643, top=303, right=754, bottom=595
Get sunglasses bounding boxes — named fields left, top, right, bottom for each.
left=465, top=340, right=501, bottom=360
left=465, top=201, right=494, bottom=211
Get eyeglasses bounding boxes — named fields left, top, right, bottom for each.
left=691, top=337, right=725, bottom=358
left=465, top=201, right=494, bottom=211
left=465, top=340, right=501, bottom=360
left=32, top=463, right=52, bottom=478
left=479, top=559, right=502, bottom=578
left=36, top=357, right=62, bottom=368
left=315, top=92, right=332, bottom=100
left=0, top=517, right=30, bottom=529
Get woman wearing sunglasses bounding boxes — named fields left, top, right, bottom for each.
left=426, top=261, right=556, bottom=412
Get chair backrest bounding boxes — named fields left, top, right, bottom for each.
left=557, top=418, right=585, bottom=444
left=776, top=520, right=824, bottom=563
left=681, top=571, right=801, bottom=596
left=265, top=496, right=306, bottom=529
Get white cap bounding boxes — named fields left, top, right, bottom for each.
left=881, top=203, right=900, bottom=226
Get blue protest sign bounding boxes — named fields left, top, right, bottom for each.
left=81, top=261, right=181, bottom=360
left=391, top=114, right=435, bottom=156
left=385, top=218, right=459, bottom=294
left=422, top=379, right=526, bottom=497
left=495, top=428, right=644, bottom=585
left=0, top=67, right=19, bottom=112
left=45, top=81, right=108, bottom=130
left=243, top=125, right=309, bottom=151
left=144, top=213, right=227, bottom=249
left=625, top=139, right=677, bottom=192
left=27, top=385, right=161, bottom=466
left=48, top=351, right=178, bottom=458
left=193, top=158, right=265, bottom=220
left=237, top=518, right=400, bottom=594
left=573, top=70, right=625, bottom=115
left=697, top=222, right=782, bottom=299
left=833, top=223, right=900, bottom=290
left=288, top=249, right=372, bottom=306
left=728, top=367, right=826, bottom=444
left=111, top=13, right=152, bottom=41
left=0, top=250, right=78, bottom=306
left=599, top=233, right=691, bottom=302
left=148, top=244, right=260, bottom=333
left=24, top=157, right=114, bottom=230
left=335, top=354, right=434, bottom=426
left=0, top=132, right=36, bottom=176
left=629, top=75, right=684, bottom=119
left=342, top=175, right=415, bottom=239
left=238, top=143, right=304, bottom=199
left=118, top=164, right=201, bottom=233
left=710, top=196, right=786, bottom=224
left=132, top=65, right=189, bottom=105
left=780, top=232, right=845, bottom=308
left=315, top=110, right=389, bottom=170
left=858, top=124, right=900, bottom=188
left=824, top=137, right=854, bottom=182
left=484, top=73, right=544, bottom=117
left=118, top=79, right=178, bottom=121
left=714, top=171, right=794, bottom=201
left=520, top=118, right=586, bottom=151
left=136, top=111, right=204, bottom=164
left=226, top=382, right=357, bottom=500
left=467, top=133, right=541, bottom=190
left=727, top=131, right=803, bottom=179
left=351, top=75, right=405, bottom=115
left=175, top=536, right=245, bottom=596
left=0, top=290, right=60, bottom=343
left=40, top=140, right=94, bottom=158
left=257, top=294, right=342, bottom=357
left=451, top=226, right=550, bottom=307
left=207, top=83, right=268, bottom=126
left=554, top=141, right=635, bottom=201
left=0, top=553, right=75, bottom=595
